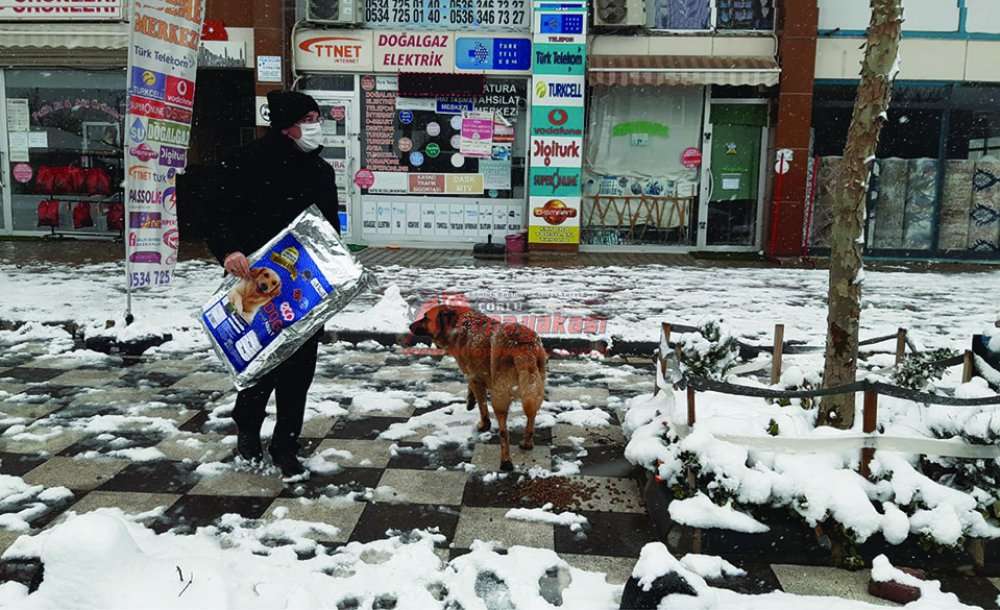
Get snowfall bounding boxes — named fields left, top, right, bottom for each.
left=0, top=257, right=998, bottom=609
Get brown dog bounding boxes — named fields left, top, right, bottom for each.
left=227, top=267, right=282, bottom=323
left=409, top=305, right=546, bottom=471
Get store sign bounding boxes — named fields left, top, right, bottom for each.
left=374, top=32, right=454, bottom=73
left=528, top=0, right=586, bottom=247
left=532, top=42, right=585, bottom=76
left=532, top=75, right=584, bottom=108
left=295, top=30, right=374, bottom=72
left=0, top=0, right=122, bottom=20
left=530, top=106, right=584, bottom=137
left=363, top=0, right=528, bottom=32
left=455, top=36, right=531, bottom=73
left=125, top=0, right=205, bottom=289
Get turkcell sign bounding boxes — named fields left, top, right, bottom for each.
left=455, top=37, right=532, bottom=72
left=531, top=75, right=584, bottom=108
left=532, top=43, right=585, bottom=75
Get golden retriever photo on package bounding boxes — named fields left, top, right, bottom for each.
left=228, top=267, right=282, bottom=323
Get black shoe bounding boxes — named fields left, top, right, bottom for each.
left=270, top=451, right=306, bottom=478
left=236, top=432, right=264, bottom=462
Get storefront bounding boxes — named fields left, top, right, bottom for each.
left=293, top=27, right=532, bottom=246
left=809, top=83, right=1000, bottom=260
left=0, top=2, right=130, bottom=237
left=584, top=53, right=779, bottom=250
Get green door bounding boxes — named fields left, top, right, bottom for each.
left=708, top=104, right=765, bottom=245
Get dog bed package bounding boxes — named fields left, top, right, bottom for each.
left=200, top=205, right=377, bottom=390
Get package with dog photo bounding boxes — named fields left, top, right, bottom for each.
left=200, top=205, right=376, bottom=390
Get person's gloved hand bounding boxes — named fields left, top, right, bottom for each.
left=224, top=252, right=251, bottom=279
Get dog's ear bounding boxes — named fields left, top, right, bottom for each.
left=250, top=268, right=264, bottom=279
left=432, top=307, right=459, bottom=342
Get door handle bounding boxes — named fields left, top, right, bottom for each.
left=706, top=169, right=714, bottom=201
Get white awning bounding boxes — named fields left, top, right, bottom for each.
left=0, top=22, right=129, bottom=50
left=589, top=55, right=781, bottom=87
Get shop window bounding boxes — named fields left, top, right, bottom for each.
left=583, top=85, right=703, bottom=246
left=648, top=0, right=773, bottom=31
left=5, top=69, right=126, bottom=233
left=944, top=103, right=1000, bottom=253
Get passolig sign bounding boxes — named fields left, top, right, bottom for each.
left=295, top=29, right=374, bottom=72
left=0, top=0, right=122, bottom=20
left=374, top=31, right=454, bottom=73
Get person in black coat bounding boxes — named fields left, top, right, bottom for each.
left=206, top=90, right=340, bottom=478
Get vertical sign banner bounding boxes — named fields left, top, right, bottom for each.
left=528, top=0, right=587, bottom=247
left=125, top=0, right=206, bottom=290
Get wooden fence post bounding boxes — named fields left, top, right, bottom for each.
left=963, top=350, right=975, bottom=384
left=687, top=386, right=696, bottom=427
left=770, top=323, right=785, bottom=385
left=895, top=328, right=907, bottom=366
left=860, top=389, right=878, bottom=479
left=656, top=323, right=672, bottom=396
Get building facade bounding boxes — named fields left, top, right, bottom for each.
left=0, top=0, right=287, bottom=240
left=3, top=0, right=996, bottom=259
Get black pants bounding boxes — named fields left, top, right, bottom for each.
left=232, top=331, right=322, bottom=456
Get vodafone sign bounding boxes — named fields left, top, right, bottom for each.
left=295, top=30, right=373, bottom=72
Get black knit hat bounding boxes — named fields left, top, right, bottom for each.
left=266, top=91, right=320, bottom=130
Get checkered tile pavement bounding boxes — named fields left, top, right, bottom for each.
left=3, top=342, right=1000, bottom=607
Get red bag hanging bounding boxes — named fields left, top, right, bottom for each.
left=85, top=168, right=112, bottom=196
left=66, top=166, right=86, bottom=193
left=37, top=199, right=60, bottom=228
left=106, top=202, right=125, bottom=231
left=72, top=202, right=94, bottom=229
left=36, top=166, right=57, bottom=194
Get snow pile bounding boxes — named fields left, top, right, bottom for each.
left=505, top=503, right=588, bottom=532
left=3, top=511, right=620, bottom=610
left=554, top=408, right=612, bottom=427
left=0, top=475, right=73, bottom=532
left=350, top=390, right=414, bottom=415
left=870, top=554, right=968, bottom=609
left=622, top=376, right=1000, bottom=547
left=330, top=283, right=409, bottom=333
left=678, top=554, right=746, bottom=580
left=668, top=493, right=769, bottom=534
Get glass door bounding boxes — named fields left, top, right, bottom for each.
left=705, top=103, right=767, bottom=246
left=303, top=89, right=359, bottom=240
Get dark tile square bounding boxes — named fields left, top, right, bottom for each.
left=280, top=467, right=384, bottom=499
left=58, top=432, right=166, bottom=458
left=707, top=562, right=782, bottom=595
left=462, top=473, right=531, bottom=509
left=1, top=368, right=65, bottom=383
left=348, top=502, right=460, bottom=544
left=158, top=389, right=226, bottom=409
left=327, top=417, right=407, bottom=440
left=554, top=511, right=659, bottom=558
left=98, top=460, right=199, bottom=494
left=484, top=426, right=553, bottom=447
left=152, top=495, right=272, bottom=534
left=178, top=410, right=211, bottom=433
left=387, top=442, right=474, bottom=470
left=118, top=371, right=187, bottom=389
left=552, top=446, right=634, bottom=478
left=939, top=577, right=1000, bottom=610
left=0, top=453, right=49, bottom=477
left=21, top=385, right=79, bottom=399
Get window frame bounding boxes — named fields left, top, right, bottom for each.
left=646, top=0, right=777, bottom=34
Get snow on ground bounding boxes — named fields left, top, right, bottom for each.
left=1, top=511, right=621, bottom=610
left=505, top=503, right=589, bottom=531
left=668, top=493, right=770, bottom=534
left=0, top=260, right=998, bottom=354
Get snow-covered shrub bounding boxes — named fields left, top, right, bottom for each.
left=770, top=365, right=821, bottom=409
left=677, top=320, right=739, bottom=381
left=893, top=348, right=958, bottom=391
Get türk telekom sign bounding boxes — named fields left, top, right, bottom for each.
left=295, top=29, right=374, bottom=72
left=0, top=0, right=122, bottom=20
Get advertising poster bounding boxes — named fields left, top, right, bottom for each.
left=528, top=0, right=586, bottom=247
left=460, top=111, right=494, bottom=158
left=125, top=0, right=205, bottom=290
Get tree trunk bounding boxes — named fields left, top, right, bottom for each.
left=819, top=0, right=903, bottom=429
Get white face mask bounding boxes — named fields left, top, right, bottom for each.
left=293, top=122, right=323, bottom=152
